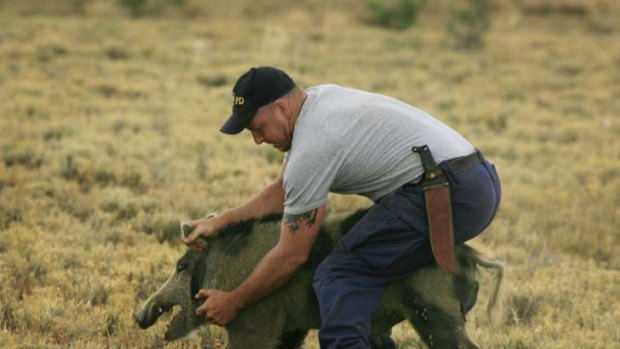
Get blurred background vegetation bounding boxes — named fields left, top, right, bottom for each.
left=0, top=0, right=618, bottom=348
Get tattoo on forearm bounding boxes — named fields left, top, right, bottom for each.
left=283, top=209, right=318, bottom=235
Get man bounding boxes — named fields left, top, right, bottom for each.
left=183, top=66, right=501, bottom=348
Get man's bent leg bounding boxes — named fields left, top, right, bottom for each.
left=313, top=189, right=432, bottom=349
left=313, top=250, right=389, bottom=349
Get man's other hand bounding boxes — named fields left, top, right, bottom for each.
left=195, top=289, right=242, bottom=326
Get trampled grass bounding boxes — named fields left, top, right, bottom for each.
left=0, top=1, right=619, bottom=348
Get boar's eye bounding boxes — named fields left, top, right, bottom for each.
left=177, top=262, right=188, bottom=272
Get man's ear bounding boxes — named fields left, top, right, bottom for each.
left=273, top=98, right=290, bottom=119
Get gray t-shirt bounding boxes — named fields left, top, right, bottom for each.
left=283, top=84, right=474, bottom=215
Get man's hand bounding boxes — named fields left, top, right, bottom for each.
left=182, top=216, right=220, bottom=251
left=195, top=289, right=243, bottom=326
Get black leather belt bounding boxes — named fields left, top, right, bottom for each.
left=445, top=150, right=483, bottom=174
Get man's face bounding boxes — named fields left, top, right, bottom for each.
left=246, top=101, right=292, bottom=152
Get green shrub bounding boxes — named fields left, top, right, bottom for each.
left=69, top=0, right=90, bottom=14
left=447, top=0, right=492, bottom=50
left=364, top=0, right=426, bottom=30
left=36, top=44, right=68, bottom=62
left=116, top=0, right=185, bottom=17
left=117, top=0, right=148, bottom=17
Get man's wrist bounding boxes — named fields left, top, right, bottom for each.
left=229, top=288, right=248, bottom=311
left=210, top=214, right=224, bottom=230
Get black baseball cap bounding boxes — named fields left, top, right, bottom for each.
left=220, top=66, right=295, bottom=135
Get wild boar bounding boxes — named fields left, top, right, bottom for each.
left=134, top=210, right=503, bottom=349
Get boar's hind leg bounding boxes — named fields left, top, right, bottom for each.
left=454, top=245, right=481, bottom=319
left=404, top=289, right=479, bottom=349
left=276, top=329, right=308, bottom=349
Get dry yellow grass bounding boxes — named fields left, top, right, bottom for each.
left=0, top=1, right=619, bottom=348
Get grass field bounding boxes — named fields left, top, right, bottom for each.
left=0, top=0, right=619, bottom=348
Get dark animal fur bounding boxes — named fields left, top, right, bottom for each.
left=135, top=210, right=503, bottom=349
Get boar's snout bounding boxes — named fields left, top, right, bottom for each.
left=133, top=310, right=149, bottom=329
left=134, top=303, right=169, bottom=329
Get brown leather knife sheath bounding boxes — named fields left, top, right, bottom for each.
left=423, top=178, right=456, bottom=274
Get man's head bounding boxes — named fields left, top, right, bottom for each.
left=220, top=66, right=295, bottom=135
left=220, top=66, right=305, bottom=152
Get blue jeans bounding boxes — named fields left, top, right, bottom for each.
left=312, top=151, right=501, bottom=349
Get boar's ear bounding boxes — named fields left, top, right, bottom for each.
left=180, top=221, right=195, bottom=239
left=180, top=221, right=208, bottom=250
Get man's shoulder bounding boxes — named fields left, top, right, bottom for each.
left=306, top=83, right=365, bottom=97
left=300, top=84, right=369, bottom=127
left=305, top=83, right=340, bottom=92
left=287, top=138, right=341, bottom=164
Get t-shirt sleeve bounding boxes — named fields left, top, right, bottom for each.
left=283, top=147, right=341, bottom=215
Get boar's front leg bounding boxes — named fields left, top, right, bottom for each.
left=225, top=310, right=286, bottom=349
left=226, top=326, right=282, bottom=349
